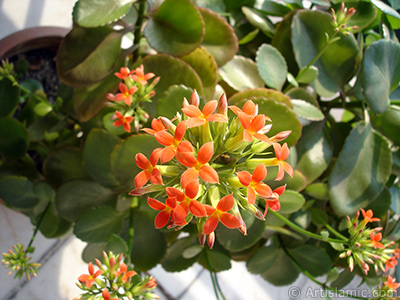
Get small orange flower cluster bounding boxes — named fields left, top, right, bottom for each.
left=331, top=2, right=359, bottom=35
left=130, top=90, right=292, bottom=247
left=2, top=243, right=40, bottom=281
left=75, top=252, right=159, bottom=300
left=107, top=66, right=159, bottom=133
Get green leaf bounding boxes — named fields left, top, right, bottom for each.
left=82, top=243, right=107, bottom=263
left=83, top=129, right=120, bottom=187
left=74, top=206, right=125, bottom=243
left=216, top=213, right=266, bottom=252
left=289, top=245, right=332, bottom=276
left=390, top=184, right=400, bottom=214
left=0, top=176, right=39, bottom=209
left=0, top=117, right=29, bottom=160
left=256, top=44, right=287, bottom=91
left=43, top=147, right=90, bottom=187
left=329, top=122, right=392, bottom=216
left=199, top=7, right=238, bottom=66
left=57, top=25, right=122, bottom=87
left=291, top=99, right=324, bottom=121
left=362, top=40, right=400, bottom=114
left=144, top=0, right=204, bottom=56
left=157, top=85, right=194, bottom=119
left=255, top=0, right=292, bottom=17
left=229, top=88, right=293, bottom=108
left=278, top=190, right=305, bottom=214
left=34, top=102, right=53, bottom=117
left=55, top=180, right=117, bottom=222
left=330, top=269, right=355, bottom=289
left=260, top=248, right=299, bottom=285
left=162, top=236, right=198, bottom=272
left=304, top=182, right=330, bottom=201
left=0, top=78, right=19, bottom=117
left=286, top=87, right=318, bottom=107
left=219, top=56, right=265, bottom=91
left=326, top=267, right=340, bottom=283
left=110, top=134, right=160, bottom=191
left=247, top=244, right=278, bottom=274
left=367, top=187, right=391, bottom=217
left=142, top=54, right=203, bottom=118
left=107, top=234, right=129, bottom=255
left=73, top=0, right=135, bottom=27
left=370, top=0, right=400, bottom=20
left=296, top=66, right=319, bottom=84
left=180, top=47, right=218, bottom=100
left=296, top=122, right=333, bottom=184
left=241, top=7, right=275, bottom=36
left=131, top=209, right=167, bottom=271
left=333, top=2, right=377, bottom=31
left=292, top=10, right=360, bottom=97
left=198, top=249, right=231, bottom=272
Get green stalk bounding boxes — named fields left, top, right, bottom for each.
left=132, top=0, right=146, bottom=63
left=127, top=198, right=137, bottom=262
left=204, top=250, right=226, bottom=300
left=27, top=202, right=51, bottom=249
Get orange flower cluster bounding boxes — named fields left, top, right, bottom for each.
left=130, top=90, right=292, bottom=247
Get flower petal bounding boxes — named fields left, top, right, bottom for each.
left=177, top=140, right=194, bottom=153
left=182, top=105, right=202, bottom=118
left=282, top=161, right=294, bottom=177
left=249, top=114, right=265, bottom=132
left=255, top=183, right=272, bottom=198
left=173, top=202, right=189, bottom=223
left=189, top=200, right=207, bottom=217
left=243, top=130, right=253, bottom=142
left=155, top=131, right=174, bottom=146
left=242, top=100, right=257, bottom=116
left=185, top=117, right=205, bottom=128
left=135, top=153, right=151, bottom=170
left=197, top=142, right=213, bottom=165
left=150, top=169, right=163, bottom=185
left=176, top=151, right=197, bottom=167
left=175, top=121, right=186, bottom=141
left=147, top=197, right=166, bottom=211
left=219, top=212, right=241, bottom=229
left=134, top=171, right=149, bottom=188
left=154, top=210, right=170, bottom=228
left=150, top=148, right=162, bottom=166
left=181, top=168, right=200, bottom=188
left=238, top=112, right=252, bottom=129
left=252, top=164, right=267, bottom=182
left=207, top=113, right=228, bottom=123
left=202, top=100, right=218, bottom=117
left=185, top=180, right=199, bottom=199
left=217, top=194, right=234, bottom=212
left=203, top=215, right=219, bottom=235
left=166, top=187, right=185, bottom=202
left=160, top=146, right=176, bottom=164
left=247, top=187, right=256, bottom=205
left=237, top=171, right=251, bottom=186
left=199, top=165, right=219, bottom=184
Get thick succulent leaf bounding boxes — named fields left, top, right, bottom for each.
left=144, top=0, right=204, bottom=56
left=110, top=134, right=160, bottom=191
left=0, top=117, right=28, bottom=160
left=83, top=129, right=120, bottom=187
left=329, top=121, right=392, bottom=216
left=161, top=236, right=198, bottom=272
left=370, top=105, right=400, bottom=145
left=367, top=187, right=391, bottom=217
left=296, top=122, right=333, bottom=184
left=370, top=0, right=400, bottom=19
left=362, top=40, right=400, bottom=114
left=74, top=206, right=126, bottom=243
left=157, top=85, right=194, bottom=119
left=0, top=176, right=39, bottom=210
left=292, top=10, right=360, bottom=97
left=55, top=180, right=117, bottom=222
left=43, top=147, right=90, bottom=187
left=229, top=88, right=292, bottom=108
left=255, top=0, right=292, bottom=17
left=198, top=249, right=231, bottom=272
left=390, top=184, right=400, bottom=214
left=180, top=47, right=218, bottom=100
left=219, top=56, right=265, bottom=92
left=278, top=190, right=305, bottom=214
left=242, top=7, right=275, bottom=36
left=286, top=87, right=318, bottom=107
left=247, top=244, right=278, bottom=274
left=256, top=44, right=287, bottom=91
left=304, top=182, right=330, bottom=201
left=198, top=7, right=238, bottom=66
left=0, top=78, right=19, bottom=117
left=57, top=26, right=122, bottom=87
left=73, top=0, right=135, bottom=27
left=142, top=54, right=203, bottom=118
left=291, top=99, right=324, bottom=121
left=289, top=245, right=332, bottom=276
left=130, top=209, right=167, bottom=271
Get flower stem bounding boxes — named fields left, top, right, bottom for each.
left=132, top=0, right=146, bottom=63
left=269, top=210, right=348, bottom=244
left=127, top=198, right=137, bottom=261
left=203, top=250, right=226, bottom=300
left=27, top=202, right=51, bottom=249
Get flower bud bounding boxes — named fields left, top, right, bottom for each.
left=217, top=94, right=227, bottom=116
left=190, top=90, right=200, bottom=107
left=207, top=232, right=215, bottom=249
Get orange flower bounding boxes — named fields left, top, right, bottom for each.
left=113, top=111, right=134, bottom=133
left=237, top=164, right=272, bottom=205
left=229, top=100, right=259, bottom=119
left=273, top=143, right=293, bottom=181
left=114, top=67, right=134, bottom=79
left=131, top=65, right=155, bottom=85
left=176, top=141, right=219, bottom=187
left=384, top=275, right=400, bottom=290
left=385, top=253, right=399, bottom=271
left=370, top=232, right=385, bottom=249
left=142, top=118, right=166, bottom=135
left=78, top=262, right=103, bottom=288
left=114, top=262, right=136, bottom=283
left=114, top=82, right=138, bottom=105
left=144, top=276, right=158, bottom=289
left=134, top=149, right=163, bottom=188
left=154, top=121, right=186, bottom=163
left=181, top=100, right=228, bottom=128
left=147, top=196, right=177, bottom=228
left=239, top=113, right=271, bottom=144
left=203, top=194, right=241, bottom=235
left=102, top=288, right=118, bottom=300
left=262, top=185, right=286, bottom=217
left=361, top=208, right=380, bottom=223
left=166, top=180, right=207, bottom=225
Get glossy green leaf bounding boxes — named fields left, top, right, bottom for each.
left=0, top=176, right=39, bottom=209
left=107, top=234, right=129, bottom=255
left=198, top=249, right=231, bottom=272
left=34, top=102, right=52, bottom=117
left=367, top=187, right=391, bottom=217
left=286, top=87, right=318, bottom=107
left=82, top=243, right=107, bottom=263
left=252, top=98, right=302, bottom=147
left=292, top=10, right=360, bottom=97
left=289, top=244, right=331, bottom=276
left=43, top=147, right=90, bottom=187
left=371, top=0, right=400, bottom=19
left=247, top=244, right=278, bottom=274
left=229, top=88, right=292, bottom=108
left=219, top=56, right=265, bottom=92
left=0, top=117, right=29, bottom=160
left=390, top=184, right=400, bottom=214
left=216, top=213, right=266, bottom=252
left=284, top=169, right=307, bottom=192
left=256, top=44, right=287, bottom=91
left=83, top=129, right=120, bottom=187
left=296, top=122, right=333, bottom=184
left=144, top=0, right=204, bottom=56
left=130, top=209, right=167, bottom=271
left=74, top=206, right=125, bottom=243
left=362, top=40, right=400, bottom=114
left=142, top=54, right=203, bottom=118
left=329, top=122, right=392, bottom=216
left=110, top=134, right=160, bottom=191
left=330, top=269, right=356, bottom=289
left=199, top=7, right=238, bottom=66
left=238, top=29, right=259, bottom=45
left=255, top=0, right=292, bottom=16
left=0, top=78, right=19, bottom=117
left=296, top=66, right=319, bottom=84
left=55, top=180, right=117, bottom=222
left=73, top=0, right=135, bottom=27
left=162, top=236, right=198, bottom=272
left=37, top=203, right=72, bottom=238
left=157, top=85, right=194, bottom=119
left=278, top=190, right=305, bottom=214
left=304, top=182, right=330, bottom=201
left=180, top=47, right=218, bottom=100
left=242, top=7, right=275, bottom=36
left=291, top=99, right=324, bottom=121
left=57, top=26, right=122, bottom=87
